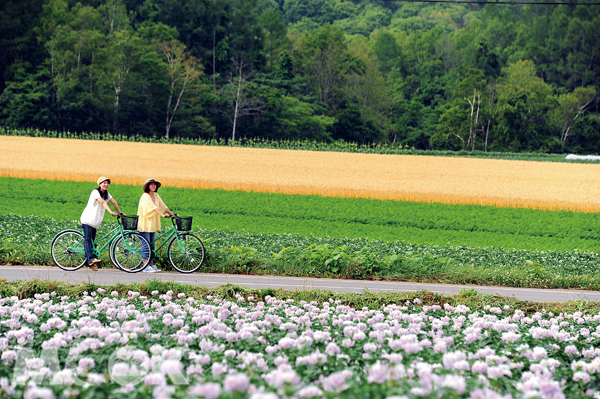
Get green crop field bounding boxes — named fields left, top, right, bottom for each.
left=3, top=176, right=600, bottom=290
left=2, top=212, right=600, bottom=289
left=1, top=177, right=599, bottom=252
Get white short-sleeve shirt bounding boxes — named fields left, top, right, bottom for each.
left=80, top=190, right=113, bottom=228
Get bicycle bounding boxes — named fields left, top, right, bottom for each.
left=134, top=215, right=205, bottom=274
left=50, top=214, right=150, bottom=272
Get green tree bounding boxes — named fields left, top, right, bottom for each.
left=335, top=4, right=392, bottom=36
left=227, top=0, right=267, bottom=69
left=331, top=100, right=385, bottom=144
left=0, top=0, right=47, bottom=94
left=260, top=7, right=290, bottom=69
left=346, top=37, right=390, bottom=141
left=42, top=1, right=110, bottom=131
left=548, top=86, right=596, bottom=144
left=493, top=60, right=554, bottom=151
left=432, top=104, right=469, bottom=150
left=158, top=40, right=203, bottom=138
left=296, top=23, right=364, bottom=111
left=453, top=68, right=487, bottom=151
left=277, top=96, right=335, bottom=140
left=107, top=30, right=143, bottom=132
left=283, top=0, right=338, bottom=24
left=216, top=53, right=270, bottom=142
left=0, top=64, right=56, bottom=129
left=371, top=30, right=401, bottom=74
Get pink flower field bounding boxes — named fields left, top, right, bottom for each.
left=0, top=290, right=599, bottom=398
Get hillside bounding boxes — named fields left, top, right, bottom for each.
left=0, top=0, right=598, bottom=153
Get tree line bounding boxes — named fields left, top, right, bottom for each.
left=0, top=0, right=598, bottom=153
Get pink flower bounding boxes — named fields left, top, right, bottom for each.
left=488, top=365, right=511, bottom=379
left=325, top=342, right=340, bottom=356
left=366, top=361, right=389, bottom=383
left=211, top=362, right=228, bottom=377
left=442, top=351, right=466, bottom=370
left=363, top=342, right=378, bottom=352
left=188, top=383, right=222, bottom=399
left=295, top=385, right=324, bottom=398
left=225, top=332, right=239, bottom=342
left=565, top=345, right=580, bottom=356
left=172, top=319, right=184, bottom=328
left=278, top=337, right=296, bottom=349
left=403, top=342, right=421, bottom=355
left=469, top=387, right=509, bottom=399
left=24, top=387, right=55, bottom=399
left=501, top=332, right=521, bottom=344
left=573, top=371, right=591, bottom=384
left=471, top=361, right=488, bottom=374
left=532, top=347, right=548, bottom=361
left=321, top=370, right=352, bottom=393
left=85, top=373, right=106, bottom=384
left=263, top=366, right=300, bottom=388
left=144, top=372, right=167, bottom=386
left=223, top=373, right=250, bottom=393
left=1, top=350, right=17, bottom=364
left=160, top=359, right=185, bottom=380
left=441, top=375, right=466, bottom=394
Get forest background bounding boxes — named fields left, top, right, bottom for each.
left=0, top=0, right=599, bottom=153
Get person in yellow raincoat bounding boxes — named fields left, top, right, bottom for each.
left=137, top=178, right=175, bottom=272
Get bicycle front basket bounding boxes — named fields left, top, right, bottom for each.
left=121, top=215, right=139, bottom=230
left=176, top=216, right=193, bottom=231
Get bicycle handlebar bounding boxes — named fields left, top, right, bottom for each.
left=169, top=213, right=180, bottom=225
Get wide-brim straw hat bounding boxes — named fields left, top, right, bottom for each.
left=97, top=176, right=111, bottom=185
left=143, top=178, right=162, bottom=192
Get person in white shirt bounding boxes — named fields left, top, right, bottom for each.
left=80, top=176, right=123, bottom=270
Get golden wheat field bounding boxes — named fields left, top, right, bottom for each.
left=1, top=135, right=599, bottom=212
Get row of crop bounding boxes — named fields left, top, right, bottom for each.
left=1, top=127, right=590, bottom=163
left=3, top=287, right=600, bottom=399
left=2, top=213, right=600, bottom=290
left=2, top=177, right=600, bottom=252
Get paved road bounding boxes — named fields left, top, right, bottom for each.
left=1, top=265, right=599, bottom=303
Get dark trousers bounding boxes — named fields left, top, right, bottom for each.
left=82, top=224, right=97, bottom=266
left=139, top=231, right=155, bottom=262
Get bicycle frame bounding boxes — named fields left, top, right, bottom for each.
left=148, top=226, right=177, bottom=254
left=90, top=226, right=121, bottom=258
left=71, top=217, right=135, bottom=258
left=146, top=218, right=186, bottom=257
left=136, top=215, right=205, bottom=273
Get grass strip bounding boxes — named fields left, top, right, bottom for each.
left=2, top=278, right=599, bottom=316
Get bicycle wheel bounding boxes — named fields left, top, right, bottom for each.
left=110, top=233, right=149, bottom=273
left=167, top=233, right=205, bottom=273
left=51, top=230, right=86, bottom=271
left=108, top=239, right=122, bottom=271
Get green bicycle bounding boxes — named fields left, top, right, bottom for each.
left=134, top=215, right=205, bottom=274
left=50, top=214, right=150, bottom=272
